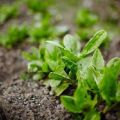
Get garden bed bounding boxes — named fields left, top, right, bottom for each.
left=0, top=0, right=120, bottom=120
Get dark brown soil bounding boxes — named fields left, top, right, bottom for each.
left=1, top=79, right=72, bottom=120
left=0, top=46, right=26, bottom=94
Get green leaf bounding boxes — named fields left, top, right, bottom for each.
left=63, top=34, right=80, bottom=54
left=61, top=81, right=97, bottom=113
left=46, top=41, right=63, bottom=49
left=46, top=60, right=58, bottom=71
left=49, top=65, right=70, bottom=81
left=107, top=57, right=120, bottom=77
left=85, top=66, right=100, bottom=91
left=62, top=56, right=77, bottom=70
left=55, top=82, right=69, bottom=96
left=92, top=49, right=105, bottom=70
left=81, top=30, right=107, bottom=57
left=74, top=83, right=87, bottom=105
left=61, top=96, right=81, bottom=113
left=62, top=48, right=79, bottom=62
left=41, top=62, right=50, bottom=72
left=49, top=72, right=69, bottom=81
left=84, top=110, right=100, bottom=120
left=99, top=68, right=117, bottom=103
left=78, top=56, right=92, bottom=76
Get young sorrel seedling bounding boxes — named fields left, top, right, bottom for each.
left=28, top=17, right=69, bottom=43
left=24, top=0, right=53, bottom=13
left=0, top=3, right=19, bottom=24
left=76, top=8, right=98, bottom=28
left=0, top=24, right=28, bottom=48
left=23, top=30, right=106, bottom=95
left=23, top=30, right=120, bottom=119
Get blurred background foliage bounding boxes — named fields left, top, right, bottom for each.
left=0, top=0, right=120, bottom=48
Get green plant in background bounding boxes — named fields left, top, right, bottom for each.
left=29, top=18, right=54, bottom=43
left=75, top=8, right=112, bottom=48
left=76, top=8, right=99, bottom=41
left=28, top=17, right=69, bottom=43
left=0, top=24, right=28, bottom=48
left=76, top=8, right=98, bottom=27
left=24, top=0, right=53, bottom=13
left=0, top=3, right=19, bottom=24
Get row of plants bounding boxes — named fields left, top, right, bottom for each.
left=0, top=0, right=69, bottom=48
left=76, top=8, right=120, bottom=48
left=23, top=30, right=120, bottom=120
left=1, top=0, right=119, bottom=49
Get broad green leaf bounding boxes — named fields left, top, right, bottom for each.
left=81, top=30, right=107, bottom=56
left=85, top=66, right=99, bottom=91
left=46, top=41, right=63, bottom=49
left=54, top=82, right=69, bottom=96
left=46, top=59, right=58, bottom=71
left=63, top=34, right=80, bottom=54
left=107, top=57, right=120, bottom=77
left=92, top=49, right=105, bottom=70
left=84, top=110, right=100, bottom=120
left=62, top=48, right=78, bottom=62
left=49, top=72, right=70, bottom=81
left=45, top=41, right=61, bottom=58
left=78, top=56, right=92, bottom=76
left=47, top=39, right=78, bottom=62
left=61, top=96, right=81, bottom=113
left=74, top=81, right=97, bottom=110
left=74, top=83, right=87, bottom=105
left=99, top=67, right=119, bottom=103
left=62, top=56, right=77, bottom=70
left=41, top=62, right=50, bottom=72
left=49, top=65, right=70, bottom=81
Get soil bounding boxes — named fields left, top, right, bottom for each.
left=0, top=0, right=120, bottom=120
left=1, top=79, right=72, bottom=120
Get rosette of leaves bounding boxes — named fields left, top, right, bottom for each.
left=23, top=30, right=107, bottom=97
left=0, top=24, right=28, bottom=48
